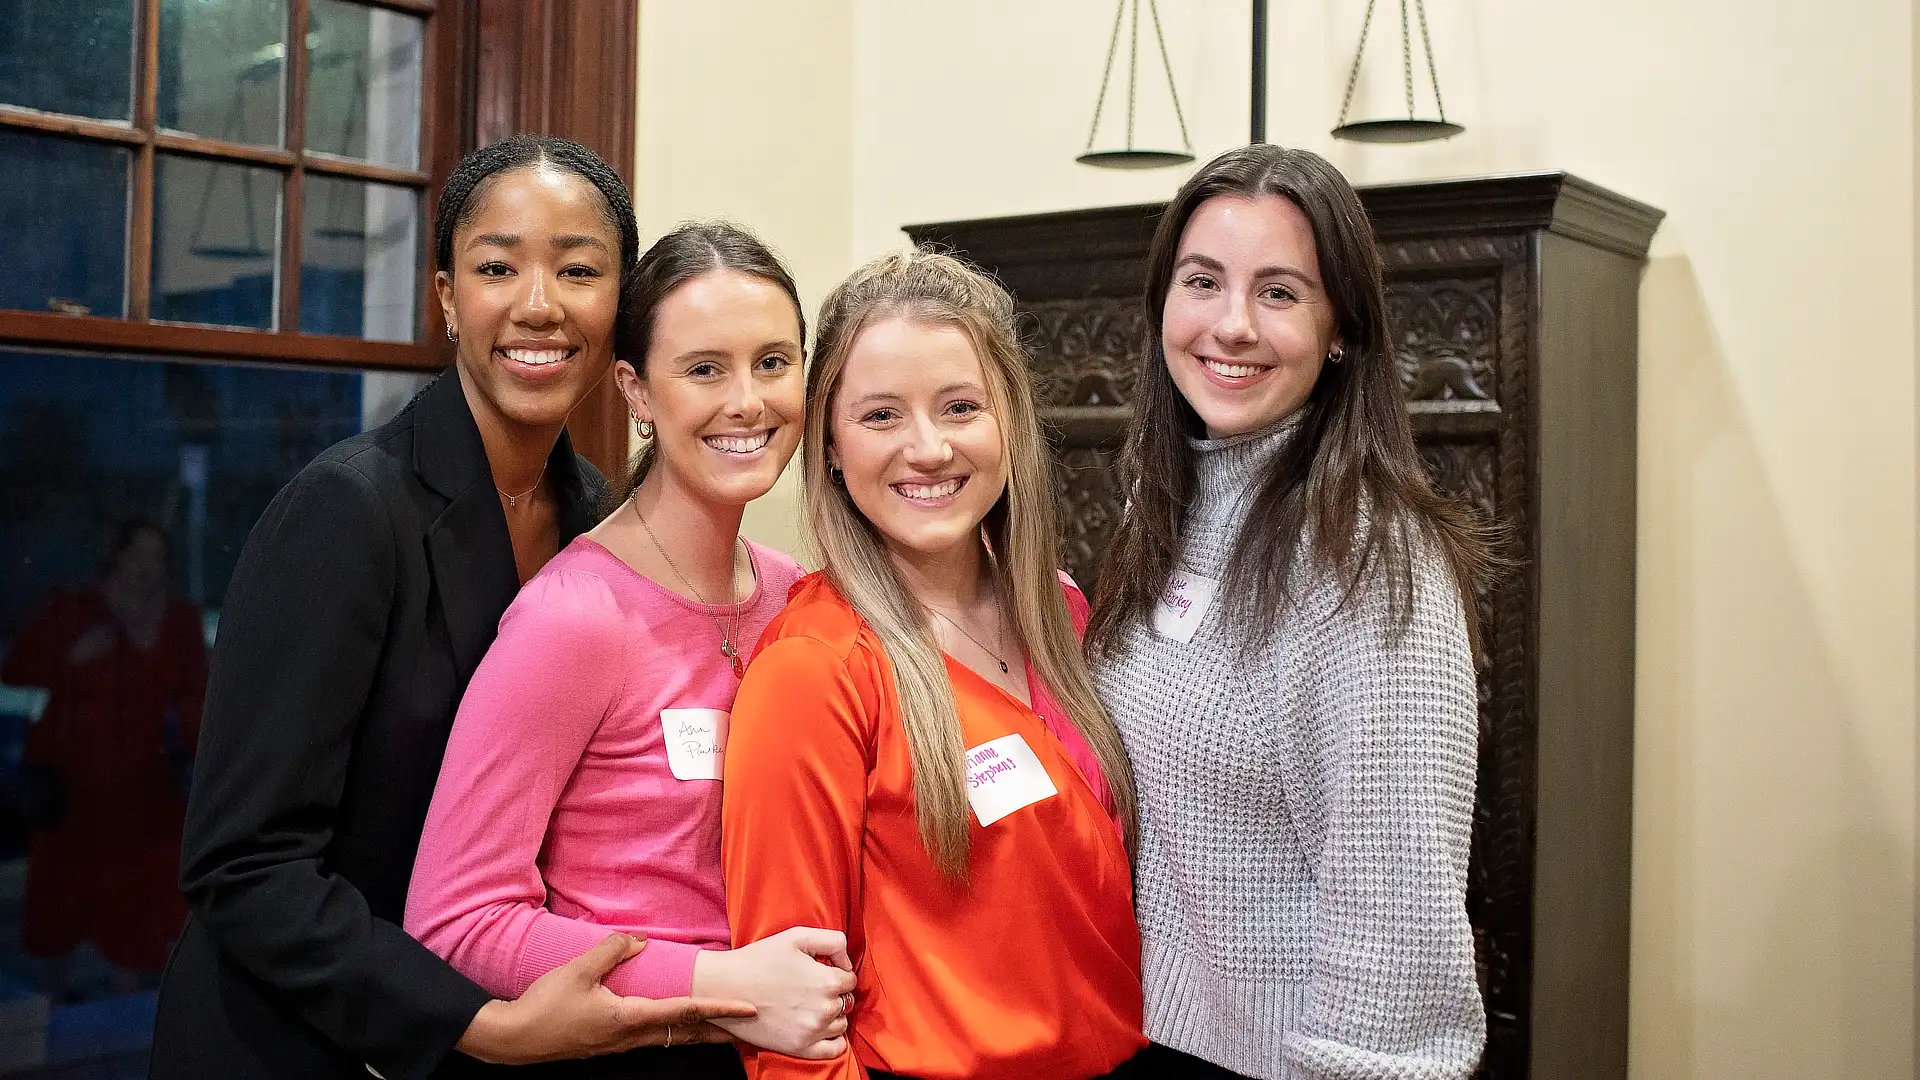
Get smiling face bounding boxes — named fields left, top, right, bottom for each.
left=1161, top=193, right=1342, bottom=439
left=828, top=316, right=1007, bottom=563
left=434, top=165, right=622, bottom=435
left=620, top=268, right=805, bottom=508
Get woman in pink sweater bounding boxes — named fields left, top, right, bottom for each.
left=406, top=223, right=856, bottom=1078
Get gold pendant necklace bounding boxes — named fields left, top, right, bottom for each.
left=924, top=603, right=1011, bottom=674
left=631, top=499, right=752, bottom=678
left=495, top=463, right=547, bottom=509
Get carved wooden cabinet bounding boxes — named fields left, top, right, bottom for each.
left=908, top=174, right=1663, bottom=1080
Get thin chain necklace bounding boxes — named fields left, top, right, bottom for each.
left=496, top=463, right=547, bottom=509
left=924, top=600, right=1011, bottom=675
left=630, top=497, right=755, bottom=678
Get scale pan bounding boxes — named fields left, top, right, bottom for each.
left=1076, top=149, right=1196, bottom=170
left=1331, top=118, right=1464, bottom=143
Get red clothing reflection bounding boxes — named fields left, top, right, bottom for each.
left=2, top=585, right=207, bottom=972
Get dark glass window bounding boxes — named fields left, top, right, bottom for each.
left=151, top=156, right=283, bottom=330
left=299, top=176, right=420, bottom=340
left=0, top=1, right=137, bottom=122
left=0, top=347, right=428, bottom=1071
left=0, top=131, right=130, bottom=319
left=156, top=0, right=289, bottom=149
left=306, top=0, right=425, bottom=169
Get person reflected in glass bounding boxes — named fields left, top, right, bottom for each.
left=0, top=519, right=205, bottom=1001
left=405, top=223, right=857, bottom=1078
left=721, top=251, right=1146, bottom=1080
left=151, top=136, right=756, bottom=1080
left=1085, top=144, right=1500, bottom=1079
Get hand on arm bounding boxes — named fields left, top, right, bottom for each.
left=693, top=927, right=856, bottom=1058
left=455, top=933, right=756, bottom=1064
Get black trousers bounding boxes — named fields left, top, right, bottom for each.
left=528, top=1043, right=746, bottom=1079
left=868, top=1043, right=1236, bottom=1080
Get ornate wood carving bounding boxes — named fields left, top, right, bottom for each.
left=1023, top=298, right=1146, bottom=408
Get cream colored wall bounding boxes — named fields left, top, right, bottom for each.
left=638, top=2, right=1917, bottom=1076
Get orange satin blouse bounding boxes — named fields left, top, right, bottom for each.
left=722, top=573, right=1145, bottom=1080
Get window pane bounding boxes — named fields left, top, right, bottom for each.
left=0, top=348, right=429, bottom=1063
left=157, top=0, right=289, bottom=149
left=0, top=130, right=129, bottom=318
left=152, top=156, right=282, bottom=330
left=301, top=176, right=419, bottom=341
left=0, top=0, right=136, bottom=120
left=306, top=0, right=424, bottom=169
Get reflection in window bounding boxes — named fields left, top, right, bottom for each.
left=300, top=176, right=419, bottom=341
left=0, top=348, right=431, bottom=1070
left=0, top=130, right=130, bottom=319
left=152, top=155, right=282, bottom=330
left=157, top=0, right=289, bottom=149
left=306, top=0, right=424, bottom=169
left=0, top=0, right=136, bottom=122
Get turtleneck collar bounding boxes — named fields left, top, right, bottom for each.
left=1187, top=408, right=1305, bottom=527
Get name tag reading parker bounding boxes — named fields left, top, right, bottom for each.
left=662, top=708, right=729, bottom=781
left=964, top=733, right=1057, bottom=827
left=1152, top=569, right=1219, bottom=644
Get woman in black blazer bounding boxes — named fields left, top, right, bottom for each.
left=151, top=137, right=752, bottom=1080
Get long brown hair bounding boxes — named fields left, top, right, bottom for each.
left=806, top=250, right=1138, bottom=878
left=608, top=221, right=805, bottom=507
left=1087, top=144, right=1503, bottom=655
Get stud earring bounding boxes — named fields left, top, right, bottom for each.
left=637, top=420, right=654, bottom=440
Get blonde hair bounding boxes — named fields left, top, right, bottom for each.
left=803, top=249, right=1137, bottom=878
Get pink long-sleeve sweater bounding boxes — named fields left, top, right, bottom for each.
left=404, top=534, right=804, bottom=1001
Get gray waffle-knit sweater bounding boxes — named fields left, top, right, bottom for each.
left=1093, top=420, right=1486, bottom=1080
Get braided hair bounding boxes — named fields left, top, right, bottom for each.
left=433, top=135, right=640, bottom=348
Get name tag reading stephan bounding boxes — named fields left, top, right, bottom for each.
left=1152, top=569, right=1219, bottom=643
left=662, top=708, right=728, bottom=781
left=964, top=733, right=1057, bottom=827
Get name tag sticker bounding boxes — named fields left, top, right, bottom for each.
left=661, top=708, right=729, bottom=781
left=1152, top=569, right=1219, bottom=643
left=964, top=733, right=1057, bottom=827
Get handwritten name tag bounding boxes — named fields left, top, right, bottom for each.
left=661, top=708, right=729, bottom=781
left=964, top=733, right=1057, bottom=827
left=1152, top=569, right=1219, bottom=643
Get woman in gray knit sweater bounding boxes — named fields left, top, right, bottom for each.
left=1086, top=145, right=1501, bottom=1080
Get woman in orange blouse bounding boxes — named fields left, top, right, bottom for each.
left=722, top=251, right=1147, bottom=1080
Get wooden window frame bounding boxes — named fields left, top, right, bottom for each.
left=1, top=0, right=638, bottom=478
left=0, top=0, right=460, bottom=372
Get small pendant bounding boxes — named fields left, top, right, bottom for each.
left=504, top=494, right=516, bottom=508
left=998, top=660, right=1009, bottom=674
left=722, top=638, right=744, bottom=679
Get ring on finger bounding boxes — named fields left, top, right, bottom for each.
left=665, top=1022, right=674, bottom=1048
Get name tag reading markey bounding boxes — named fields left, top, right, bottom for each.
left=1152, top=569, right=1219, bottom=644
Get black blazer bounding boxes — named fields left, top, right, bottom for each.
left=152, top=372, right=607, bottom=1080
